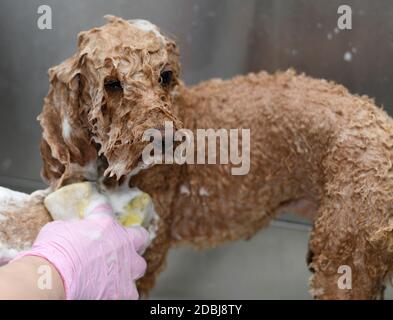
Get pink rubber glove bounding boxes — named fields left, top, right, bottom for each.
left=13, top=205, right=149, bottom=300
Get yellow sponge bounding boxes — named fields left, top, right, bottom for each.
left=44, top=182, right=154, bottom=228
left=44, top=182, right=94, bottom=221
left=119, top=193, right=152, bottom=227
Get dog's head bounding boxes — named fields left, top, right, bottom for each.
left=39, top=16, right=182, bottom=188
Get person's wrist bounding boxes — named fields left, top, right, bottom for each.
left=22, top=256, right=66, bottom=299
left=5, top=256, right=65, bottom=299
left=13, top=246, right=74, bottom=299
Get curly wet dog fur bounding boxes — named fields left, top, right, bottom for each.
left=1, top=16, right=393, bottom=299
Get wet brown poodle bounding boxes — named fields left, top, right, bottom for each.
left=1, top=15, right=393, bottom=299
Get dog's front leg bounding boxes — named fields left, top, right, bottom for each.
left=136, top=222, right=172, bottom=298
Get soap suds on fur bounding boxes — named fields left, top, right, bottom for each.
left=69, top=160, right=98, bottom=181
left=128, top=19, right=166, bottom=43
left=199, top=187, right=209, bottom=197
left=62, top=117, right=72, bottom=140
left=0, top=187, right=29, bottom=211
left=180, top=184, right=190, bottom=196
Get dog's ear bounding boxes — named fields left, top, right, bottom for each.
left=38, top=54, right=97, bottom=189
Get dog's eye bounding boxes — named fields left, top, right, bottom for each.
left=104, top=79, right=123, bottom=91
left=159, top=70, right=173, bottom=87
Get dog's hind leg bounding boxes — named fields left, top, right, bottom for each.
left=307, top=129, right=393, bottom=299
left=308, top=206, right=391, bottom=299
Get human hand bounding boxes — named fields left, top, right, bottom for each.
left=13, top=206, right=149, bottom=300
